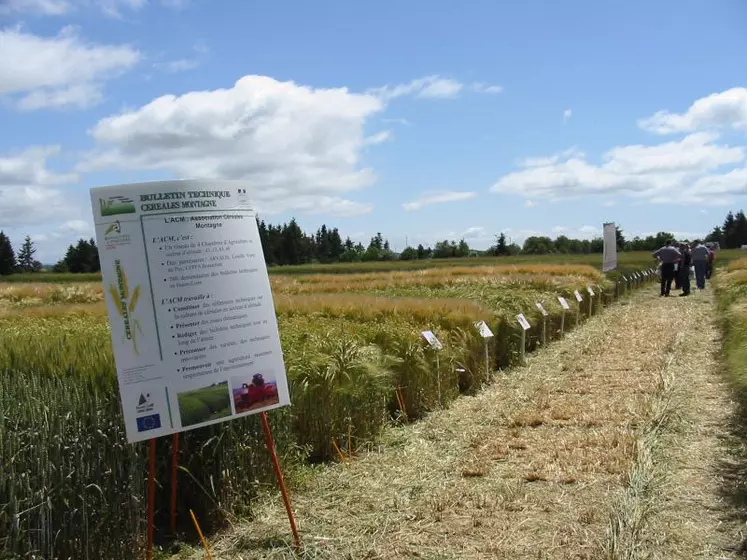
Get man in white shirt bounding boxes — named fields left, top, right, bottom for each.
left=653, top=241, right=681, bottom=297
left=691, top=241, right=711, bottom=290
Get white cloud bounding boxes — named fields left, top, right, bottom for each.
left=0, top=0, right=182, bottom=17
left=402, top=190, right=477, bottom=211
left=368, top=75, right=464, bottom=101
left=563, top=108, right=572, bottom=123
left=0, top=0, right=71, bottom=15
left=524, top=199, right=537, bottom=208
left=491, top=132, right=746, bottom=204
left=78, top=75, right=385, bottom=217
left=153, top=42, right=209, bottom=74
left=153, top=58, right=199, bottom=73
left=470, top=82, right=503, bottom=94
left=602, top=200, right=617, bottom=207
left=0, top=145, right=78, bottom=227
left=364, top=130, right=392, bottom=146
left=95, top=0, right=146, bottom=18
left=382, top=117, right=411, bottom=126
left=460, top=226, right=488, bottom=240
left=258, top=196, right=373, bottom=217
left=59, top=219, right=91, bottom=234
left=161, top=0, right=188, bottom=9
left=639, top=87, right=747, bottom=134
left=519, top=148, right=584, bottom=168
left=0, top=26, right=139, bottom=110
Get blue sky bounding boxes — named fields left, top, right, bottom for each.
left=2, top=0, right=747, bottom=262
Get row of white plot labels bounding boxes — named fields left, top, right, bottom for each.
left=420, top=270, right=653, bottom=349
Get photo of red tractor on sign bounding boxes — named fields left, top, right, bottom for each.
left=231, top=372, right=280, bottom=413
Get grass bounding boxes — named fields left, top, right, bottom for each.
left=0, top=260, right=659, bottom=559
left=714, top=257, right=747, bottom=401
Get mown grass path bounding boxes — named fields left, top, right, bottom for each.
left=183, top=287, right=741, bottom=560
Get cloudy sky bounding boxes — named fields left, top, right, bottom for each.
left=2, top=0, right=747, bottom=262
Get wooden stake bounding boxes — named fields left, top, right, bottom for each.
left=331, top=439, right=346, bottom=462
left=347, top=422, right=352, bottom=459
left=519, top=328, right=526, bottom=366
left=560, top=310, right=565, bottom=337
left=189, top=509, right=213, bottom=560
left=541, top=316, right=547, bottom=347
left=147, top=438, right=156, bottom=560
left=395, top=386, right=408, bottom=420
left=260, top=412, right=301, bottom=549
left=435, top=353, right=441, bottom=407
left=170, top=433, right=179, bottom=536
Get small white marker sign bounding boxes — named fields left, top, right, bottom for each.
left=587, top=286, right=595, bottom=297
left=474, top=320, right=494, bottom=339
left=574, top=290, right=583, bottom=302
left=421, top=330, right=443, bottom=350
left=558, top=296, right=570, bottom=310
left=517, top=314, right=531, bottom=331
left=536, top=302, right=548, bottom=316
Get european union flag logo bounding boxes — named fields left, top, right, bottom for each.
left=136, top=413, right=161, bottom=432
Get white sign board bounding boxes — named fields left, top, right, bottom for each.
left=517, top=314, right=531, bottom=331
left=91, top=180, right=290, bottom=444
left=587, top=286, right=595, bottom=297
left=558, top=296, right=570, bottom=310
left=602, top=222, right=617, bottom=272
left=536, top=302, right=548, bottom=316
left=574, top=290, right=583, bottom=302
left=474, top=321, right=494, bottom=338
left=421, top=330, right=444, bottom=350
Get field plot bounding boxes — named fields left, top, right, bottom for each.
left=198, top=288, right=736, bottom=560
left=0, top=261, right=650, bottom=559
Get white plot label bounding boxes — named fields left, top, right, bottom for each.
left=474, top=320, right=494, bottom=338
left=558, top=296, right=571, bottom=310
left=536, top=302, right=548, bottom=316
left=421, top=330, right=444, bottom=350
left=91, top=180, right=290, bottom=444
left=574, top=290, right=583, bottom=302
left=587, top=286, right=595, bottom=297
left=517, top=314, right=531, bottom=331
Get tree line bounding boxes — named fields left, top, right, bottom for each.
left=1, top=209, right=745, bottom=276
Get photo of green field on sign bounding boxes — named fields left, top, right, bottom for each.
left=176, top=381, right=232, bottom=428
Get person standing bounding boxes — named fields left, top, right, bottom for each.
left=691, top=240, right=710, bottom=290
left=678, top=243, right=692, bottom=296
left=705, top=243, right=715, bottom=279
left=653, top=241, right=681, bottom=297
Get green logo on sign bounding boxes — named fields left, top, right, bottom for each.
left=100, top=196, right=136, bottom=216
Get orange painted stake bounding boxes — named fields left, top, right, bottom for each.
left=170, top=432, right=179, bottom=535
left=260, top=412, right=301, bottom=549
left=147, top=438, right=156, bottom=560
left=189, top=509, right=213, bottom=560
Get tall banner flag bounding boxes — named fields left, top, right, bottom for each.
left=602, top=222, right=617, bottom=272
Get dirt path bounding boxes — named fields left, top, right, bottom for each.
left=192, top=288, right=742, bottom=560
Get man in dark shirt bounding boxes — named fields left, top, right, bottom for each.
left=678, top=243, right=692, bottom=296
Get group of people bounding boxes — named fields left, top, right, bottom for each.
left=652, top=240, right=716, bottom=297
